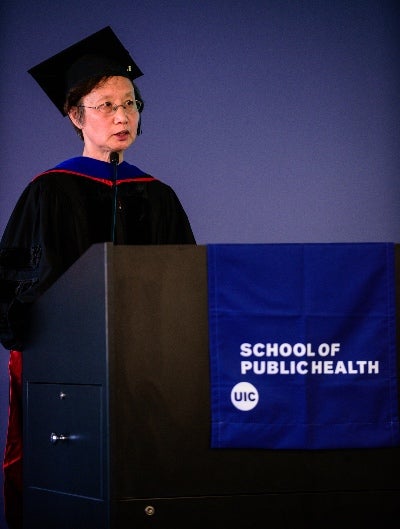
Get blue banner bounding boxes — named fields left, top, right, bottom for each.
left=207, top=243, right=400, bottom=449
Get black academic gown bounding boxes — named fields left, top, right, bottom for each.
left=0, top=156, right=195, bottom=350
left=0, top=156, right=195, bottom=529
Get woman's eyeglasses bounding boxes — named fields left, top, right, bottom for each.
left=78, top=99, right=142, bottom=115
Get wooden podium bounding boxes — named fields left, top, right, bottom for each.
left=23, top=244, right=400, bottom=528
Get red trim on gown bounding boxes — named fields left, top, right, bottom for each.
left=3, top=350, right=22, bottom=529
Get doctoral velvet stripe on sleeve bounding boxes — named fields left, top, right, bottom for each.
left=207, top=243, right=400, bottom=450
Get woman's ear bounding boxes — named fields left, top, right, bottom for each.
left=68, top=107, right=83, bottom=130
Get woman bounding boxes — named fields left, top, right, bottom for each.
left=0, top=27, right=195, bottom=529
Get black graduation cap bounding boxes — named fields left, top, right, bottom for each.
left=28, top=26, right=143, bottom=116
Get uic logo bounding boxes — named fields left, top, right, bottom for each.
left=231, top=382, right=259, bottom=411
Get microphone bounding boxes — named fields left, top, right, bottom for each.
left=110, top=151, right=119, bottom=167
left=110, top=152, right=119, bottom=243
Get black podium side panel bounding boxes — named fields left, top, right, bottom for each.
left=24, top=244, right=111, bottom=529
left=25, top=242, right=109, bottom=384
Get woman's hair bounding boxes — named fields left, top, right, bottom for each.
left=63, top=75, right=144, bottom=140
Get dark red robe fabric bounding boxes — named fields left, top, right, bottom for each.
left=3, top=350, right=22, bottom=529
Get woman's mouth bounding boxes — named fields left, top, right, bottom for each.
left=114, top=130, right=130, bottom=140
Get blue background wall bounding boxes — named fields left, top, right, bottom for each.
left=0, top=0, right=399, bottom=525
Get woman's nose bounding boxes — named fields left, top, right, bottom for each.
left=113, top=105, right=129, bottom=122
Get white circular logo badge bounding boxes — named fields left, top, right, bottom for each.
left=231, top=382, right=259, bottom=411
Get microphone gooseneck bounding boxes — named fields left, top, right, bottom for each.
left=110, top=152, right=119, bottom=243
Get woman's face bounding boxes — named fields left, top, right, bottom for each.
left=69, top=76, right=140, bottom=162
